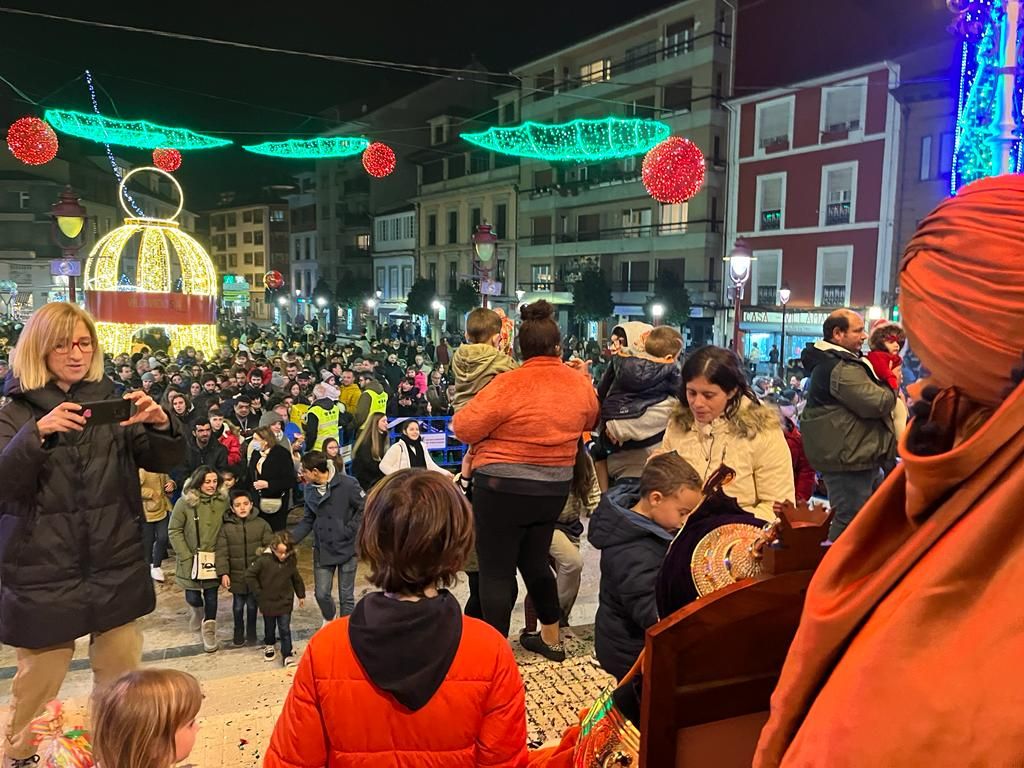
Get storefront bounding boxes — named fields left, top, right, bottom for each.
left=740, top=308, right=830, bottom=378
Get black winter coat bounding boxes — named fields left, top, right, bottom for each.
left=247, top=444, right=294, bottom=508
left=292, top=468, right=365, bottom=566
left=589, top=483, right=674, bottom=681
left=246, top=550, right=305, bottom=616
left=215, top=510, right=273, bottom=595
left=0, top=375, right=185, bottom=648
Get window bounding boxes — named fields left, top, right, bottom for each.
left=756, top=97, right=794, bottom=150
left=580, top=58, right=611, bottom=85
left=376, top=220, right=386, bottom=242
left=621, top=208, right=652, bottom=237
left=428, top=262, right=437, bottom=287
left=663, top=79, right=693, bottom=113
left=531, top=264, right=552, bottom=290
left=448, top=154, right=466, bottom=179
left=304, top=238, right=311, bottom=259
left=254, top=231, right=264, bottom=245
left=657, top=258, right=685, bottom=282
left=495, top=204, right=508, bottom=239
left=713, top=134, right=722, bottom=164
left=919, top=135, right=933, bottom=181
left=432, top=123, right=446, bottom=145
left=533, top=168, right=554, bottom=188
left=531, top=215, right=552, bottom=245
left=226, top=213, right=237, bottom=227
left=577, top=213, right=601, bottom=241
left=497, top=258, right=506, bottom=284
left=627, top=95, right=656, bottom=119
left=243, top=210, right=253, bottom=223
left=294, top=240, right=301, bottom=259
left=376, top=267, right=386, bottom=294
left=816, top=246, right=853, bottom=307
left=821, top=79, right=866, bottom=134
left=469, top=151, right=490, bottom=174
left=243, top=231, right=253, bottom=244
left=447, top=211, right=458, bottom=244
left=756, top=173, right=786, bottom=231
left=228, top=254, right=237, bottom=268
left=666, top=18, right=695, bottom=56
left=271, top=210, right=285, bottom=222
left=622, top=40, right=657, bottom=72
left=390, top=219, right=399, bottom=240
left=423, top=161, right=444, bottom=184
left=404, top=215, right=415, bottom=239
left=752, top=250, right=782, bottom=305
left=389, top=267, right=400, bottom=299
left=402, top=266, right=412, bottom=296
left=427, top=214, right=437, bottom=245
left=212, top=214, right=224, bottom=229
left=471, top=207, right=482, bottom=231
left=227, top=233, right=237, bottom=247
left=821, top=162, right=857, bottom=226
left=356, top=233, right=370, bottom=250
left=254, top=252, right=264, bottom=267
left=938, top=132, right=955, bottom=176
left=502, top=101, right=516, bottom=124
left=660, top=202, right=688, bottom=234
left=619, top=260, right=650, bottom=292
left=244, top=252, right=254, bottom=265
left=448, top=261, right=459, bottom=293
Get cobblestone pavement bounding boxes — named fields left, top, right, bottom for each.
left=0, top=519, right=609, bottom=765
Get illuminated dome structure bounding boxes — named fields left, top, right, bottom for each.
left=84, top=166, right=217, bottom=355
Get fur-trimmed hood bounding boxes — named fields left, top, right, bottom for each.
left=669, top=396, right=779, bottom=440
left=182, top=487, right=229, bottom=508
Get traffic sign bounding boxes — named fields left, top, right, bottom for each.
left=50, top=260, right=81, bottom=277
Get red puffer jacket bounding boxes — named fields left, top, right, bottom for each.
left=264, top=615, right=529, bottom=768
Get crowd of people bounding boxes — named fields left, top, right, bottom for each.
left=5, top=168, right=1017, bottom=767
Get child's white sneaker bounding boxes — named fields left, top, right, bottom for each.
left=263, top=645, right=277, bottom=661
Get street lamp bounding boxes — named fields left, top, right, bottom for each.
left=50, top=187, right=88, bottom=303
left=727, top=239, right=752, bottom=355
left=472, top=221, right=498, bottom=309
left=276, top=295, right=288, bottom=335
left=316, top=296, right=327, bottom=308
left=650, top=302, right=665, bottom=326
left=431, top=299, right=443, bottom=311
left=366, top=297, right=378, bottom=309
left=779, top=282, right=791, bottom=377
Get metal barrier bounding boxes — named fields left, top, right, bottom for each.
left=386, top=415, right=467, bottom=470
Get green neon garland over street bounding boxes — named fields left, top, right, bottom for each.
left=44, top=109, right=232, bottom=150
left=242, top=136, right=370, bottom=158
left=460, top=117, right=671, bottom=162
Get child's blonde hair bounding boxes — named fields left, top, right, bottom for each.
left=92, top=669, right=202, bottom=768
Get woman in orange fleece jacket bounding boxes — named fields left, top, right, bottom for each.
left=453, top=300, right=598, bottom=661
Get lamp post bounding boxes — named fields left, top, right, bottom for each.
left=727, top=239, right=752, bottom=356
left=50, top=187, right=88, bottom=303
left=277, top=295, right=288, bottom=335
left=779, top=283, right=791, bottom=378
left=472, top=221, right=498, bottom=309
left=650, top=302, right=665, bottom=327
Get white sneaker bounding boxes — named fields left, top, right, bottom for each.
left=283, top=655, right=296, bottom=667
left=150, top=566, right=165, bottom=582
left=263, top=645, right=277, bottom=661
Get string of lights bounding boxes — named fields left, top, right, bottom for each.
left=85, top=69, right=145, bottom=216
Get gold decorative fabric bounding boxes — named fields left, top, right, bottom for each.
left=690, top=523, right=766, bottom=597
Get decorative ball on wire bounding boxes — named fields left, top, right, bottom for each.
left=6, top=117, right=59, bottom=166
left=642, top=136, right=706, bottom=204
left=362, top=142, right=396, bottom=178
left=152, top=148, right=182, bottom=172
left=263, top=270, right=285, bottom=290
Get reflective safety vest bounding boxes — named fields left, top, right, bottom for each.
left=306, top=404, right=341, bottom=451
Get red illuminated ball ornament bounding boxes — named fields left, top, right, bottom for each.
left=362, top=142, right=396, bottom=178
left=153, top=148, right=182, bottom=172
left=263, top=271, right=285, bottom=290
left=6, top=117, right=59, bottom=166
left=642, top=136, right=706, bottom=204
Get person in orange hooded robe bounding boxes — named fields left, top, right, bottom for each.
left=754, top=173, right=1024, bottom=767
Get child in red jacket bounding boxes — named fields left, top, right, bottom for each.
left=866, top=321, right=906, bottom=391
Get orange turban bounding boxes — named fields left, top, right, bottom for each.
left=900, top=174, right=1024, bottom=407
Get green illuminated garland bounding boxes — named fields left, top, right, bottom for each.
left=460, top=117, right=671, bottom=162
left=242, top=137, right=370, bottom=158
left=44, top=109, right=231, bottom=150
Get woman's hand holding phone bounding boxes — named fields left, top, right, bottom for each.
left=37, top=402, right=87, bottom=438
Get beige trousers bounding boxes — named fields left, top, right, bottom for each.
left=550, top=529, right=584, bottom=618
left=3, top=622, right=142, bottom=760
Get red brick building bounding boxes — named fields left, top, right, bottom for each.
left=724, top=62, right=901, bottom=362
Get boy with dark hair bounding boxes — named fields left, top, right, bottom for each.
left=216, top=488, right=273, bottom=646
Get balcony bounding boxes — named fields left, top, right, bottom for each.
left=825, top=201, right=851, bottom=226
left=821, top=285, right=846, bottom=307
left=520, top=219, right=722, bottom=260
left=757, top=285, right=779, bottom=305
left=759, top=210, right=781, bottom=231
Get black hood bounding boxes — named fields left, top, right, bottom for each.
left=348, top=591, right=462, bottom=712
left=589, top=483, right=675, bottom=550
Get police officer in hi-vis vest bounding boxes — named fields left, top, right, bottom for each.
left=304, top=382, right=353, bottom=451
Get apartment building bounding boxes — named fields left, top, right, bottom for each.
left=285, top=172, right=319, bottom=320
left=371, top=206, right=417, bottom=320
left=725, top=62, right=902, bottom=361
left=207, top=194, right=289, bottom=320
left=510, top=0, right=734, bottom=344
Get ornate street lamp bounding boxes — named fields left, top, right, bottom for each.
left=50, top=187, right=88, bottom=303
left=472, top=221, right=498, bottom=308
left=779, top=283, right=791, bottom=377
left=727, top=238, right=752, bottom=355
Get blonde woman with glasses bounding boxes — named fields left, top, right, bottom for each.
left=0, top=304, right=185, bottom=768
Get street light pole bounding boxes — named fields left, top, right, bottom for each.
left=50, top=187, right=88, bottom=303
left=779, top=283, right=791, bottom=379
left=727, top=239, right=752, bottom=356
left=472, top=222, right=498, bottom=310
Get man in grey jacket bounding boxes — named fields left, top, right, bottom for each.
left=800, top=309, right=896, bottom=540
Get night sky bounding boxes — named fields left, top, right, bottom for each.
left=0, top=0, right=952, bottom=208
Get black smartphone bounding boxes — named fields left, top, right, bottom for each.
left=79, top=399, right=133, bottom=426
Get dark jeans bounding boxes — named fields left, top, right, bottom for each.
left=232, top=592, right=258, bottom=641
left=264, top=614, right=293, bottom=658
left=313, top=555, right=358, bottom=621
left=822, top=468, right=883, bottom=541
left=184, top=585, right=218, bottom=621
left=472, top=484, right=566, bottom=638
left=141, top=517, right=169, bottom=567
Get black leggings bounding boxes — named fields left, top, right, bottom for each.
left=472, top=484, right=566, bottom=638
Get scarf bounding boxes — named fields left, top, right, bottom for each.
left=399, top=434, right=427, bottom=468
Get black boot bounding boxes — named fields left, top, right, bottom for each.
left=232, top=624, right=245, bottom=647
